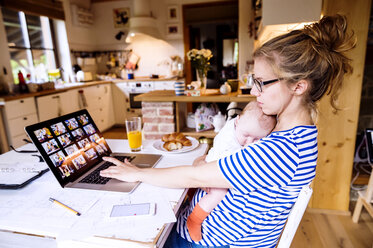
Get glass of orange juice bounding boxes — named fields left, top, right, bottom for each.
left=125, top=117, right=142, bottom=152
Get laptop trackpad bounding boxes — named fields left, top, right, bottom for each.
left=103, top=179, right=139, bottom=193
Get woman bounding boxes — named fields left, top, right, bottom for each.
left=101, top=15, right=355, bottom=247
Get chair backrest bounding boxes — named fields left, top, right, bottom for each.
left=277, top=184, right=313, bottom=248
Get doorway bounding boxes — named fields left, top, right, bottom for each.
left=182, top=1, right=238, bottom=89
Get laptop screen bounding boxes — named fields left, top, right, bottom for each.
left=25, top=109, right=112, bottom=186
left=366, top=128, right=373, bottom=165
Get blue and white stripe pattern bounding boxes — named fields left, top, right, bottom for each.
left=174, top=81, right=185, bottom=96
left=177, top=125, right=318, bottom=247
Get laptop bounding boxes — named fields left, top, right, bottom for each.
left=24, top=109, right=162, bottom=193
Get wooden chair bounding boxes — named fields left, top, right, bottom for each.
left=277, top=184, right=313, bottom=248
left=352, top=167, right=373, bottom=223
left=352, top=130, right=373, bottom=223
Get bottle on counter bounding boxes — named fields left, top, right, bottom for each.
left=18, top=70, right=28, bottom=93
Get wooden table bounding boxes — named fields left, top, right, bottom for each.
left=0, top=139, right=208, bottom=248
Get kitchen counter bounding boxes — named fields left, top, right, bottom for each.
left=0, top=77, right=184, bottom=102
left=0, top=80, right=112, bottom=101
left=134, top=90, right=256, bottom=102
left=118, top=76, right=184, bottom=82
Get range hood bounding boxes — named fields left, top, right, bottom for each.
left=125, top=0, right=160, bottom=43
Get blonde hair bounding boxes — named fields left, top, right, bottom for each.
left=254, top=14, right=356, bottom=113
left=242, top=101, right=276, bottom=133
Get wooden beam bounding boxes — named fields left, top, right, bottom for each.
left=0, top=0, right=65, bottom=20
left=310, top=0, right=372, bottom=211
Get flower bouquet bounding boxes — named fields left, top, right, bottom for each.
left=186, top=49, right=213, bottom=90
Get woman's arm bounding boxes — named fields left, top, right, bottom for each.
left=100, top=157, right=232, bottom=189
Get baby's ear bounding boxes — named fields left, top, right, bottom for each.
left=235, top=115, right=240, bottom=125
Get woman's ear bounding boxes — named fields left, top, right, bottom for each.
left=292, top=79, right=309, bottom=96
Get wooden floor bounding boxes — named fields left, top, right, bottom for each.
left=102, top=126, right=127, bottom=140
left=102, top=127, right=373, bottom=248
left=292, top=205, right=373, bottom=248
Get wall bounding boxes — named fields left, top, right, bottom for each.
left=91, top=0, right=132, bottom=51
left=62, top=0, right=96, bottom=51
left=0, top=0, right=246, bottom=82
left=62, top=0, right=240, bottom=78
left=62, top=0, right=185, bottom=77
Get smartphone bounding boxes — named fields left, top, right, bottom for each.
left=110, top=203, right=156, bottom=218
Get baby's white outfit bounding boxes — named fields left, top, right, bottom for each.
left=205, top=117, right=242, bottom=162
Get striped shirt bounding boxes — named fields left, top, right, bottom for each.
left=177, top=125, right=318, bottom=247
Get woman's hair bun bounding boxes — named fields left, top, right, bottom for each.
left=254, top=14, right=356, bottom=113
left=303, top=14, right=356, bottom=54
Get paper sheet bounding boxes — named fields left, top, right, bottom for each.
left=58, top=187, right=177, bottom=242
left=0, top=181, right=104, bottom=236
left=0, top=162, right=48, bottom=184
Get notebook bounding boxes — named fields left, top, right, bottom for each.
left=24, top=109, right=162, bottom=193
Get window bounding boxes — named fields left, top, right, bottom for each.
left=2, top=8, right=57, bottom=84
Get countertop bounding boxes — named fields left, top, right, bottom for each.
left=134, top=90, right=256, bottom=102
left=0, top=80, right=112, bottom=101
left=0, top=77, right=185, bottom=102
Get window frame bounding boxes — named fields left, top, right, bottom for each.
left=4, top=8, right=59, bottom=84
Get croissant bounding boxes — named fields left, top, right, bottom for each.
left=176, top=136, right=192, bottom=146
left=161, top=132, right=192, bottom=148
left=161, top=134, right=171, bottom=142
left=162, top=132, right=178, bottom=142
left=163, top=141, right=183, bottom=151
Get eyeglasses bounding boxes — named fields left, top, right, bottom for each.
left=252, top=76, right=283, bottom=92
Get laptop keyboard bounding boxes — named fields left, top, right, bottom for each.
left=79, top=155, right=135, bottom=185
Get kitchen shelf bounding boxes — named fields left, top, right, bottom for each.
left=180, top=128, right=216, bottom=139
left=135, top=90, right=256, bottom=138
left=134, top=90, right=256, bottom=102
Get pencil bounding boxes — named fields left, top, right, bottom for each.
left=49, top=197, right=81, bottom=216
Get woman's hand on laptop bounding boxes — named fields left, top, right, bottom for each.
left=100, top=157, right=140, bottom=182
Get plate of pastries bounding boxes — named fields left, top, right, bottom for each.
left=153, top=132, right=199, bottom=153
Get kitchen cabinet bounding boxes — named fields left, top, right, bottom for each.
left=36, top=90, right=81, bottom=122
left=2, top=97, right=38, bottom=149
left=82, top=84, right=115, bottom=131
left=261, top=0, right=322, bottom=26
left=256, top=0, right=322, bottom=43
left=0, top=81, right=115, bottom=151
left=111, top=83, right=127, bottom=125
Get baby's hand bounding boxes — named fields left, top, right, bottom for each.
left=192, top=155, right=207, bottom=167
left=202, top=187, right=211, bottom=193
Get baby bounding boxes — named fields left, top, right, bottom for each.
left=187, top=101, right=277, bottom=241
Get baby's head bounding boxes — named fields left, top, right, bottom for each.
left=235, top=101, right=276, bottom=146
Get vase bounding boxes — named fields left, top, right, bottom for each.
left=196, top=69, right=207, bottom=91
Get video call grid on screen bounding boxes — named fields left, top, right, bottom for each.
left=28, top=110, right=111, bottom=184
